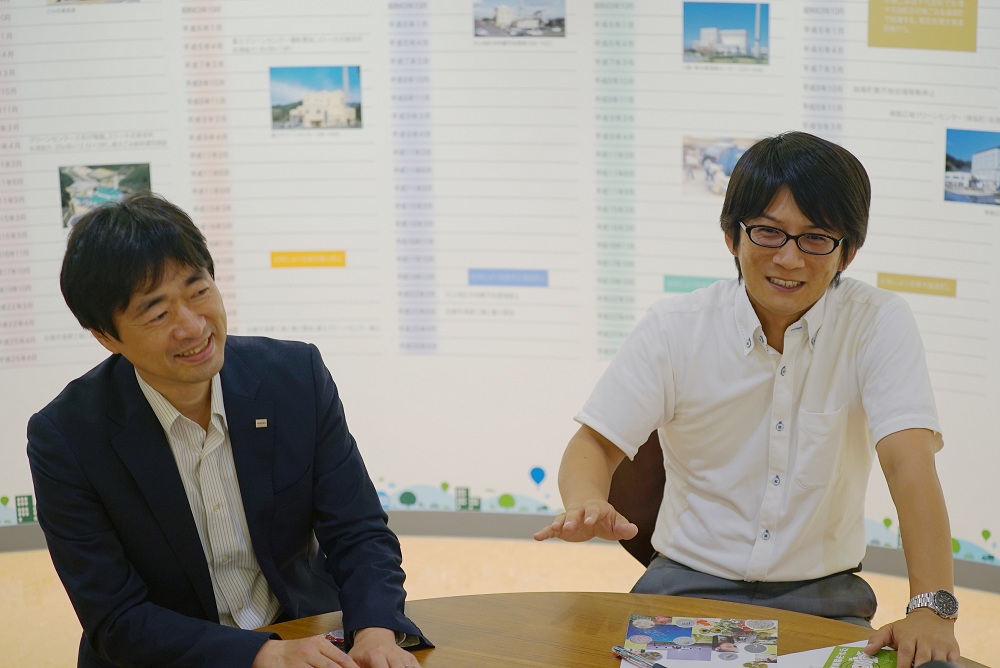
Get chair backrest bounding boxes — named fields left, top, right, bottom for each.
left=607, top=430, right=664, bottom=567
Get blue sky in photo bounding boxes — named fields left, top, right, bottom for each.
left=269, top=66, right=362, bottom=106
left=473, top=0, right=566, bottom=20
left=946, top=129, right=1000, bottom=161
left=683, top=2, right=770, bottom=49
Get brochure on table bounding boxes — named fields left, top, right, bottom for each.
left=620, top=614, right=778, bottom=666
left=779, top=640, right=898, bottom=668
left=619, top=617, right=897, bottom=667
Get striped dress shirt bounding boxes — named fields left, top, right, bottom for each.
left=136, top=371, right=281, bottom=629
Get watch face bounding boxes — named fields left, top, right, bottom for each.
left=934, top=590, right=959, bottom=616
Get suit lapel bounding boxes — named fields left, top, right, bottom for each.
left=107, top=358, right=217, bottom=618
left=219, top=343, right=279, bottom=582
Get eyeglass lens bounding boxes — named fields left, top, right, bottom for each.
left=748, top=226, right=836, bottom=255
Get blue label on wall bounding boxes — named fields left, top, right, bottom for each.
left=469, top=269, right=548, bottom=287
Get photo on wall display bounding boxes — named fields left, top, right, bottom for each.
left=944, top=129, right=1000, bottom=206
left=683, top=2, right=769, bottom=64
left=683, top=136, right=754, bottom=197
left=58, top=163, right=151, bottom=228
left=270, top=66, right=362, bottom=130
left=473, top=0, right=566, bottom=38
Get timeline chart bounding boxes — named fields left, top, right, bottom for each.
left=0, top=1, right=170, bottom=369
left=389, top=1, right=437, bottom=355
left=593, top=1, right=637, bottom=358
left=799, top=0, right=999, bottom=401
left=0, top=9, right=32, bottom=370
left=0, top=177, right=34, bottom=370
left=428, top=2, right=581, bottom=358
left=180, top=0, right=239, bottom=331
left=634, top=1, right=797, bottom=323
left=800, top=2, right=846, bottom=139
left=212, top=2, right=383, bottom=351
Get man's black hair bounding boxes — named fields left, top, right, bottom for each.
left=719, top=131, right=871, bottom=285
left=60, top=191, right=214, bottom=341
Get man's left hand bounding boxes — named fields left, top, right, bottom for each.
left=349, top=627, right=421, bottom=668
left=865, top=609, right=960, bottom=667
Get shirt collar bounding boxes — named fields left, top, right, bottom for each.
left=732, top=281, right=829, bottom=354
left=799, top=290, right=827, bottom=350
left=135, top=371, right=227, bottom=433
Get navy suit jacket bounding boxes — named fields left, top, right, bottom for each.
left=27, top=336, right=426, bottom=667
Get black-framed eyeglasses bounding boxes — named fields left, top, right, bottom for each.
left=739, top=222, right=843, bottom=256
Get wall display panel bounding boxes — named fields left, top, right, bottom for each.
left=1, top=0, right=998, bottom=575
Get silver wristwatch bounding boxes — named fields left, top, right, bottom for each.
left=905, top=590, right=959, bottom=619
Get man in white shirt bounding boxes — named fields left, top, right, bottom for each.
left=534, top=132, right=960, bottom=668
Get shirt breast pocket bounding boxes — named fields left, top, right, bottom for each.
left=795, top=404, right=848, bottom=489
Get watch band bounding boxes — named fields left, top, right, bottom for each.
left=906, top=591, right=935, bottom=613
left=905, top=590, right=958, bottom=619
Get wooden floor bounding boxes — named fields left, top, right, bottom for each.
left=2, top=536, right=995, bottom=667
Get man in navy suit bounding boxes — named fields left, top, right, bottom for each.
left=27, top=192, right=429, bottom=668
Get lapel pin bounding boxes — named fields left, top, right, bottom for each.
left=255, top=419, right=268, bottom=428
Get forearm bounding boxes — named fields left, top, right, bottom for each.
left=557, top=425, right=625, bottom=507
left=895, top=476, right=955, bottom=596
left=869, top=433, right=961, bottom=665
left=878, top=429, right=955, bottom=596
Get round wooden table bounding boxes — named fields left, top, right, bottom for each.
left=259, top=591, right=983, bottom=667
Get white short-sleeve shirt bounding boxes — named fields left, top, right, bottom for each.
left=577, top=277, right=942, bottom=582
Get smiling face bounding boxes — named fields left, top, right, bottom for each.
left=726, top=187, right=855, bottom=346
left=93, top=260, right=227, bottom=411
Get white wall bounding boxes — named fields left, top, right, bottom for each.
left=1, top=1, right=998, bottom=578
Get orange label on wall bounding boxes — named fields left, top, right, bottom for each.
left=270, top=251, right=346, bottom=268
left=877, top=272, right=956, bottom=297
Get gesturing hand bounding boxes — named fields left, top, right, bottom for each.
left=533, top=499, right=638, bottom=543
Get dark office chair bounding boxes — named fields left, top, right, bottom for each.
left=607, top=430, right=664, bottom=567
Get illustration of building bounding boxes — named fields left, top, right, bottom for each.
left=694, top=27, right=749, bottom=57
left=494, top=5, right=517, bottom=27
left=15, top=494, right=35, bottom=524
left=944, top=171, right=972, bottom=188
left=455, top=486, right=481, bottom=511
left=289, top=90, right=358, bottom=128
left=689, top=4, right=766, bottom=60
left=492, top=3, right=549, bottom=29
left=971, top=146, right=1000, bottom=192
left=62, top=166, right=126, bottom=225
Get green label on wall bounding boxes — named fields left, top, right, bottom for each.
left=663, top=275, right=723, bottom=293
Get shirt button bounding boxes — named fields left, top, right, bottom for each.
left=762, top=529, right=771, bottom=540
left=772, top=475, right=781, bottom=486
left=811, top=336, right=817, bottom=345
left=758, top=335, right=764, bottom=343
left=745, top=338, right=752, bottom=349
left=780, top=366, right=787, bottom=376
left=775, top=421, right=784, bottom=432
left=212, top=503, right=221, bottom=512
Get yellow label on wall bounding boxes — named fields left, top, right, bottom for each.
left=869, top=0, right=977, bottom=52
left=877, top=272, right=956, bottom=297
left=270, top=251, right=346, bottom=268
